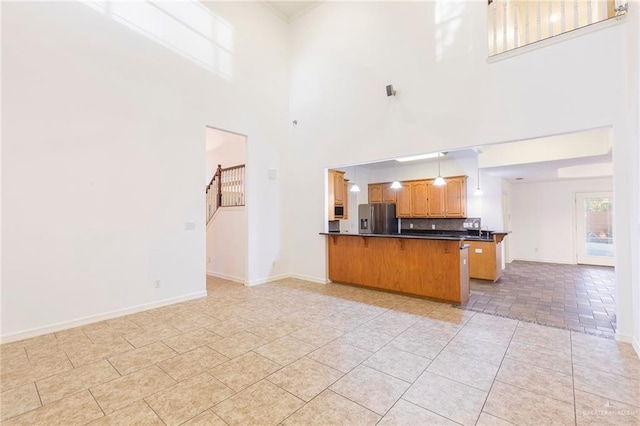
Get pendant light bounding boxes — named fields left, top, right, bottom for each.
left=474, top=167, right=483, bottom=196
left=391, top=161, right=402, bottom=189
left=350, top=166, right=360, bottom=192
left=433, top=154, right=446, bottom=186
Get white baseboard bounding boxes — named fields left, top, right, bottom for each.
left=615, top=331, right=633, bottom=344
left=289, top=273, right=329, bottom=284
left=510, top=257, right=576, bottom=265
left=633, top=336, right=640, bottom=358
left=246, top=273, right=291, bottom=286
left=0, top=291, right=207, bottom=344
left=206, top=271, right=245, bottom=284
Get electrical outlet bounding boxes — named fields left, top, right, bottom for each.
left=409, top=223, right=413, bottom=229
left=155, top=280, right=160, bottom=288
left=431, top=224, right=436, bottom=230
left=185, top=222, right=195, bottom=231
left=475, top=248, right=483, bottom=253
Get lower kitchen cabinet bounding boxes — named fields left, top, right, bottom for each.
left=466, top=240, right=502, bottom=282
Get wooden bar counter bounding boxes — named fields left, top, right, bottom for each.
left=322, top=233, right=470, bottom=304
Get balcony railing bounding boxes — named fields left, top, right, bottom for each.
left=206, top=163, right=245, bottom=224
left=488, top=0, right=628, bottom=56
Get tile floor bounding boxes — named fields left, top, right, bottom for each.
left=463, top=261, right=617, bottom=338
left=1, top=276, right=638, bottom=425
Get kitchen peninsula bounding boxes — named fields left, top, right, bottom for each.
left=321, top=233, right=470, bottom=304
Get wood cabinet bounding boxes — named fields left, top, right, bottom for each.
left=368, top=183, right=398, bottom=204
left=328, top=169, right=348, bottom=220
left=410, top=180, right=429, bottom=217
left=382, top=185, right=397, bottom=203
left=466, top=239, right=502, bottom=282
left=368, top=184, right=383, bottom=204
left=366, top=175, right=467, bottom=219
left=333, top=171, right=346, bottom=206
left=327, top=234, right=470, bottom=304
left=343, top=179, right=349, bottom=220
left=443, top=176, right=466, bottom=217
left=427, top=176, right=466, bottom=218
left=395, top=182, right=412, bottom=217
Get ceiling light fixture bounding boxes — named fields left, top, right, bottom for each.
left=396, top=152, right=446, bottom=163
left=433, top=155, right=446, bottom=186
left=474, top=168, right=483, bottom=196
left=350, top=166, right=360, bottom=192
left=391, top=161, right=402, bottom=189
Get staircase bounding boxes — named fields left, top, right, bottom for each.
left=206, top=163, right=246, bottom=224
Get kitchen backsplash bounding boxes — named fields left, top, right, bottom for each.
left=400, top=217, right=481, bottom=231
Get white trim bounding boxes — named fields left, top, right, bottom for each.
left=487, top=14, right=626, bottom=63
left=511, top=257, right=576, bottom=265
left=633, top=336, right=640, bottom=358
left=290, top=273, right=329, bottom=284
left=206, top=272, right=245, bottom=284
left=0, top=291, right=207, bottom=344
left=245, top=273, right=291, bottom=286
left=615, top=330, right=633, bottom=344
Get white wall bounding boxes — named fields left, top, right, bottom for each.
left=205, top=128, right=247, bottom=184
left=509, top=178, right=613, bottom=264
left=206, top=207, right=247, bottom=283
left=287, top=1, right=637, bottom=341
left=1, top=1, right=289, bottom=341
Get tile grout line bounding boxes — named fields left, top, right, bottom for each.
left=475, top=318, right=519, bottom=425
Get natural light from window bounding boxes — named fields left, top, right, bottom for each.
left=83, top=0, right=234, bottom=79
left=488, top=0, right=627, bottom=56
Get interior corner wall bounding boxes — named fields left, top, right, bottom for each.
left=1, top=1, right=289, bottom=341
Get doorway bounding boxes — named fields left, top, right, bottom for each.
left=576, top=192, right=614, bottom=267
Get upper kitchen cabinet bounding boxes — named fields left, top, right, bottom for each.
left=333, top=170, right=346, bottom=206
left=368, top=183, right=397, bottom=204
left=410, top=180, right=429, bottom=217
left=395, top=182, right=411, bottom=217
left=328, top=169, right=348, bottom=220
left=428, top=176, right=467, bottom=218
left=368, top=184, right=383, bottom=203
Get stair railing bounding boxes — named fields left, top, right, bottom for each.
left=206, top=163, right=245, bottom=224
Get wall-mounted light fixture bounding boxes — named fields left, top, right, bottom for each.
left=386, top=84, right=396, bottom=97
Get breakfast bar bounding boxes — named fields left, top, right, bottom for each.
left=322, top=233, right=470, bottom=304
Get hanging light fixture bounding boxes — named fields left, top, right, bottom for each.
left=433, top=154, right=446, bottom=186
left=350, top=166, right=360, bottom=192
left=391, top=161, right=402, bottom=189
left=474, top=167, right=483, bottom=196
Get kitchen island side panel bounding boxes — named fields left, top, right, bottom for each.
left=327, top=235, right=468, bottom=303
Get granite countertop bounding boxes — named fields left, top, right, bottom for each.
left=319, top=232, right=467, bottom=241
left=321, top=230, right=510, bottom=242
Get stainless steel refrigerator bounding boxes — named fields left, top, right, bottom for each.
left=358, top=203, right=398, bottom=234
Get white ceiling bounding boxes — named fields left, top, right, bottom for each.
left=264, top=1, right=320, bottom=21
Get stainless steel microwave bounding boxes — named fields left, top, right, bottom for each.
left=334, top=205, right=344, bottom=218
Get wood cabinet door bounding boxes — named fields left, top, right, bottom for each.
left=343, top=179, right=349, bottom=219
left=427, top=181, right=445, bottom=217
left=334, top=172, right=345, bottom=205
left=444, top=176, right=466, bottom=217
left=368, top=184, right=383, bottom=203
left=410, top=181, right=429, bottom=217
left=382, top=184, right=397, bottom=203
left=396, top=183, right=412, bottom=217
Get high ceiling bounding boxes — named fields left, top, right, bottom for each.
left=264, top=1, right=320, bottom=21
